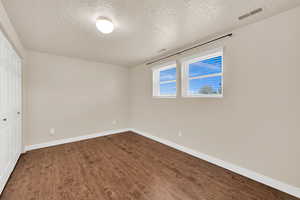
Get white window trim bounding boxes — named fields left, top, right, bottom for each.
left=152, top=61, right=177, bottom=98
left=181, top=48, right=224, bottom=98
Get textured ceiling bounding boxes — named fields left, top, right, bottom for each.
left=2, top=0, right=300, bottom=66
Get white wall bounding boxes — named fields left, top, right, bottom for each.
left=129, top=7, right=300, bottom=188
left=0, top=1, right=27, bottom=151
left=24, top=51, right=129, bottom=146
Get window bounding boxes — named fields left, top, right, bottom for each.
left=152, top=62, right=177, bottom=97
left=181, top=48, right=223, bottom=97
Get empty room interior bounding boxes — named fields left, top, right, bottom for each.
left=1, top=0, right=300, bottom=199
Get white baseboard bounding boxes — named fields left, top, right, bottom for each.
left=24, top=128, right=130, bottom=152
left=130, top=128, right=300, bottom=198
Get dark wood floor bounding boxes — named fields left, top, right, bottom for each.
left=0, top=132, right=298, bottom=200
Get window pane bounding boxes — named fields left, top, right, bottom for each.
left=189, top=76, right=222, bottom=95
left=160, top=67, right=176, bottom=82
left=160, top=82, right=176, bottom=96
left=189, top=56, right=222, bottom=78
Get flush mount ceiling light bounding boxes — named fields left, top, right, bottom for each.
left=96, top=17, right=114, bottom=34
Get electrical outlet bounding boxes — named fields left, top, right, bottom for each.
left=49, top=128, right=55, bottom=136
left=178, top=130, right=182, bottom=137
left=112, top=120, right=117, bottom=125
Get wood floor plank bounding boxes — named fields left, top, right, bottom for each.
left=0, top=132, right=298, bottom=200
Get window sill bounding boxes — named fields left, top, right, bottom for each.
left=182, top=94, right=223, bottom=98
left=152, top=96, right=177, bottom=99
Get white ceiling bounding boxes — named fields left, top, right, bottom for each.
left=2, top=0, right=300, bottom=67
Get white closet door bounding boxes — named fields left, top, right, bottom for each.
left=0, top=29, right=22, bottom=194
left=0, top=57, right=11, bottom=191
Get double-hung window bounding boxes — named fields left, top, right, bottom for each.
left=181, top=48, right=223, bottom=97
left=152, top=62, right=177, bottom=98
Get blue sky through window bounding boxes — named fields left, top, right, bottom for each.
left=155, top=55, right=222, bottom=96
left=189, top=76, right=222, bottom=94
left=188, top=55, right=222, bottom=95
left=189, top=56, right=222, bottom=78
left=160, top=82, right=176, bottom=95
left=160, top=67, right=176, bottom=82
left=159, top=67, right=176, bottom=95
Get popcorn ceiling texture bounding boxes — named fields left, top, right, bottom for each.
left=3, top=0, right=300, bottom=66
